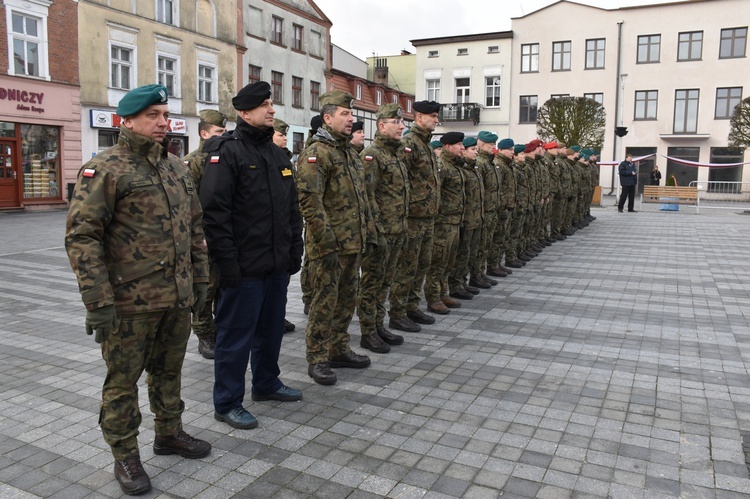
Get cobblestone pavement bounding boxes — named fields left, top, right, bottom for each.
left=1, top=204, right=750, bottom=499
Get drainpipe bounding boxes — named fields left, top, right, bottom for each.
left=609, top=21, right=624, bottom=195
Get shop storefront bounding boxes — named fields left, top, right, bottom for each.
left=0, top=76, right=81, bottom=210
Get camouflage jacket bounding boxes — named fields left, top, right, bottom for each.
left=183, top=139, right=208, bottom=191
left=495, top=154, right=516, bottom=211
left=360, top=131, right=410, bottom=235
left=556, top=156, right=573, bottom=198
left=401, top=124, right=440, bottom=219
left=458, top=157, right=484, bottom=229
left=477, top=149, right=501, bottom=215
left=513, top=160, right=530, bottom=211
left=543, top=153, right=561, bottom=195
left=65, top=126, right=208, bottom=313
left=568, top=158, right=582, bottom=198
left=536, top=157, right=551, bottom=199
left=296, top=125, right=375, bottom=259
left=525, top=157, right=540, bottom=207
left=434, top=150, right=465, bottom=225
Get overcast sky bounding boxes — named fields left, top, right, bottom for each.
left=313, top=0, right=677, bottom=60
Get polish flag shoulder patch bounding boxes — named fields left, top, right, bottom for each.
left=364, top=155, right=373, bottom=162
left=82, top=168, right=96, bottom=178
left=307, top=157, right=317, bottom=163
left=209, top=155, right=220, bottom=163
left=404, top=147, right=412, bottom=153
left=183, top=160, right=189, bottom=165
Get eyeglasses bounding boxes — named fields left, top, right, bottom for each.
left=382, top=119, right=405, bottom=126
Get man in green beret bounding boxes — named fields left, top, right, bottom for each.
left=356, top=103, right=409, bottom=353
left=66, top=84, right=211, bottom=495
left=430, top=140, right=443, bottom=158
left=475, top=131, right=505, bottom=281
left=296, top=90, right=377, bottom=385
left=182, top=108, right=228, bottom=359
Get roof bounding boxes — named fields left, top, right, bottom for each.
left=410, top=31, right=513, bottom=46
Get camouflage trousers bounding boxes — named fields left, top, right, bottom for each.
left=551, top=195, right=567, bottom=235
left=390, top=218, right=434, bottom=318
left=306, top=252, right=360, bottom=365
left=488, top=210, right=510, bottom=268
left=300, top=254, right=311, bottom=306
left=450, top=226, right=481, bottom=292
left=100, top=308, right=191, bottom=460
left=357, top=232, right=406, bottom=334
left=476, top=212, right=498, bottom=274
left=542, top=201, right=552, bottom=239
left=191, top=267, right=217, bottom=340
left=424, top=223, right=459, bottom=303
left=506, top=210, right=524, bottom=261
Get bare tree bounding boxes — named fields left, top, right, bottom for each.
left=728, top=96, right=750, bottom=149
left=536, top=96, right=606, bottom=149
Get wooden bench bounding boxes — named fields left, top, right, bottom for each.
left=640, top=186, right=699, bottom=212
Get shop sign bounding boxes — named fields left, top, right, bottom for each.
left=0, top=87, right=46, bottom=114
left=89, top=109, right=187, bottom=134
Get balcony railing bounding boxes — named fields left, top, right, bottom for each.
left=438, top=102, right=481, bottom=125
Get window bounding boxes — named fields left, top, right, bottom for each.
left=488, top=46, right=499, bottom=54
left=637, top=34, right=660, bottom=63
left=584, top=92, right=603, bottom=105
left=247, top=6, right=264, bottom=38
left=272, top=71, right=283, bottom=103
left=485, top=76, right=502, bottom=107
left=406, top=100, right=412, bottom=113
left=355, top=84, right=362, bottom=100
left=198, top=64, right=216, bottom=103
left=310, top=80, right=320, bottom=110
left=674, top=89, right=699, bottom=133
left=271, top=16, right=283, bottom=45
left=292, top=76, right=303, bottom=108
left=521, top=43, right=539, bottom=73
left=309, top=29, right=323, bottom=57
left=10, top=12, right=41, bottom=77
left=110, top=45, right=133, bottom=90
left=426, top=79, right=440, bottom=102
left=392, top=94, right=398, bottom=104
left=634, top=90, right=658, bottom=119
left=293, top=24, right=303, bottom=51
left=519, top=95, right=538, bottom=123
left=678, top=31, right=702, bottom=61
left=552, top=41, right=571, bottom=71
left=551, top=94, right=569, bottom=99
left=157, top=55, right=178, bottom=97
left=585, top=38, right=605, bottom=69
left=455, top=78, right=470, bottom=103
left=156, top=0, right=175, bottom=25
left=720, top=27, right=747, bottom=58
left=248, top=64, right=261, bottom=84
left=457, top=48, right=468, bottom=56
left=428, top=50, right=439, bottom=58
left=709, top=147, right=743, bottom=184
left=376, top=90, right=382, bottom=105
left=715, top=87, right=742, bottom=119
left=19, top=124, right=60, bottom=200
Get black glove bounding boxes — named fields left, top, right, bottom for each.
left=192, top=283, right=208, bottom=315
left=85, top=305, right=119, bottom=344
left=288, top=256, right=302, bottom=276
left=218, top=260, right=241, bottom=289
left=320, top=251, right=339, bottom=271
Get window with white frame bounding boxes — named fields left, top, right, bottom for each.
left=158, top=56, right=178, bottom=97
left=355, top=84, right=362, bottom=100
left=198, top=64, right=216, bottom=103
left=376, top=90, right=382, bottom=105
left=485, top=76, right=501, bottom=107
left=110, top=45, right=133, bottom=90
left=5, top=0, right=50, bottom=79
left=521, top=43, right=539, bottom=73
left=392, top=94, right=398, bottom=104
left=156, top=0, right=177, bottom=25
left=426, top=79, right=440, bottom=102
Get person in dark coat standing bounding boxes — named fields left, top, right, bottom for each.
left=618, top=154, right=638, bottom=212
left=200, top=81, right=304, bottom=430
left=650, top=165, right=662, bottom=186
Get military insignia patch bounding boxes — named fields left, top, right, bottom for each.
left=82, top=168, right=96, bottom=178
left=282, top=168, right=292, bottom=176
left=364, top=155, right=373, bottom=161
left=308, top=157, right=317, bottom=163
left=210, top=155, right=220, bottom=163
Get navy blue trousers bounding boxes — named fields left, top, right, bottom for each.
left=213, top=272, right=287, bottom=414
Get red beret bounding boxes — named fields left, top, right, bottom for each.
left=525, top=139, right=542, bottom=153
left=543, top=141, right=558, bottom=150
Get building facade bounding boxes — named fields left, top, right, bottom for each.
left=0, top=0, right=80, bottom=210
left=243, top=0, right=331, bottom=155
left=366, top=51, right=416, bottom=96
left=410, top=32, right=513, bottom=140
left=78, top=0, right=239, bottom=186
left=510, top=0, right=750, bottom=192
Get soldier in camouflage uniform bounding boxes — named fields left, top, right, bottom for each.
left=301, top=115, right=324, bottom=315
left=554, top=143, right=572, bottom=239
left=510, top=144, right=531, bottom=266
left=182, top=109, right=227, bottom=359
left=356, top=104, right=409, bottom=353
left=425, top=132, right=465, bottom=312
left=491, top=139, right=518, bottom=270
left=65, top=84, right=211, bottom=496
left=389, top=101, right=442, bottom=333
left=563, top=147, right=580, bottom=235
left=541, top=141, right=561, bottom=243
left=475, top=131, right=502, bottom=283
left=297, top=91, right=376, bottom=386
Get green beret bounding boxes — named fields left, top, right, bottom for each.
left=199, top=109, right=228, bottom=127
left=430, top=140, right=442, bottom=149
left=497, top=138, right=514, bottom=150
left=513, top=144, right=526, bottom=154
left=376, top=103, right=403, bottom=119
left=581, top=148, right=595, bottom=156
left=320, top=90, right=355, bottom=109
left=571, top=145, right=582, bottom=153
left=477, top=131, right=498, bottom=143
left=273, top=118, right=289, bottom=134
left=116, top=84, right=168, bottom=117
left=462, top=136, right=477, bottom=148
left=581, top=152, right=591, bottom=160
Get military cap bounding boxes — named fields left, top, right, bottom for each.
left=440, top=131, right=464, bottom=145
left=199, top=109, right=228, bottom=127
left=528, top=139, right=542, bottom=150
left=477, top=131, right=498, bottom=143
left=524, top=142, right=536, bottom=153
left=497, top=138, right=515, bottom=150
left=273, top=118, right=289, bottom=134
left=376, top=103, right=403, bottom=119
left=571, top=145, right=582, bottom=153
left=543, top=141, right=558, bottom=150
left=320, top=90, right=355, bottom=109
left=116, top=84, right=168, bottom=117
left=232, top=81, right=271, bottom=110
left=310, top=115, right=323, bottom=130
left=462, top=136, right=478, bottom=148
left=581, top=152, right=591, bottom=160
left=430, top=140, right=443, bottom=149
left=351, top=121, right=365, bottom=133
left=581, top=148, right=595, bottom=156
left=413, top=100, right=441, bottom=114
left=565, top=148, right=575, bottom=156
left=557, top=141, right=567, bottom=148
left=513, top=144, right=526, bottom=154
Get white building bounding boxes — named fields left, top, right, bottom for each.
left=510, top=0, right=750, bottom=192
left=410, top=32, right=513, bottom=140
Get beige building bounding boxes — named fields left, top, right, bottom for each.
left=366, top=51, right=416, bottom=96
left=78, top=0, right=239, bottom=159
left=511, top=0, right=750, bottom=192
left=410, top=32, right=513, bottom=140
